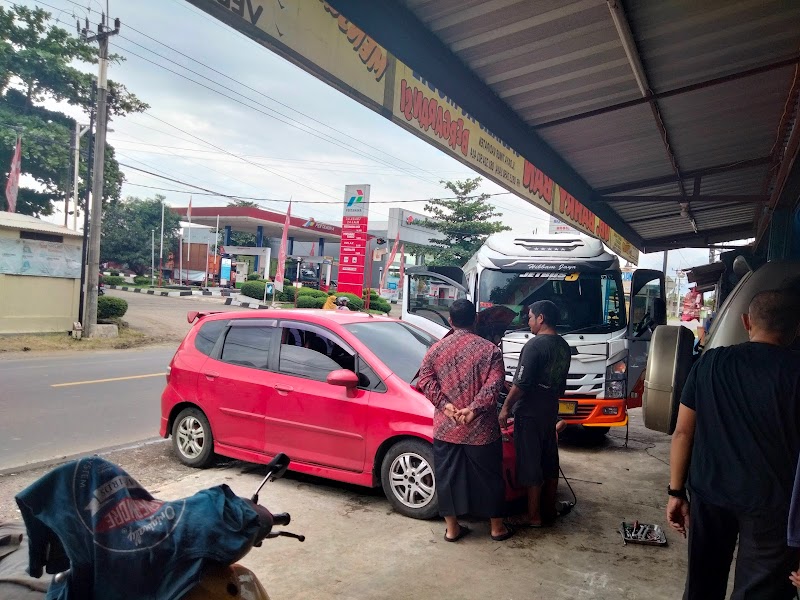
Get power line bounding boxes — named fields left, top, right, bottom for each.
left=119, top=19, right=444, bottom=181
left=112, top=139, right=473, bottom=172
left=109, top=39, right=440, bottom=187
left=119, top=163, right=517, bottom=206
left=17, top=0, right=553, bottom=227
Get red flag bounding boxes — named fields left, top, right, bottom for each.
left=274, top=201, right=292, bottom=292
left=379, top=230, right=400, bottom=291
left=187, top=197, right=192, bottom=261
left=5, top=136, right=21, bottom=213
left=399, top=244, right=405, bottom=290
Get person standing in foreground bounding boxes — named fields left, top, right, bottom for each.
left=498, top=300, right=571, bottom=527
left=417, top=299, right=513, bottom=542
left=667, top=289, right=800, bottom=599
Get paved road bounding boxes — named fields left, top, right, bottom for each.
left=0, top=347, right=177, bottom=471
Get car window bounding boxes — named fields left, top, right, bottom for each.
left=220, top=326, right=272, bottom=369
left=194, top=319, right=228, bottom=356
left=278, top=326, right=355, bottom=381
left=344, top=321, right=437, bottom=383
left=357, top=356, right=386, bottom=392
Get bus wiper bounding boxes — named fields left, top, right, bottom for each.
left=560, top=324, right=615, bottom=335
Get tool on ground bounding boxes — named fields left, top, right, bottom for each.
left=619, top=521, right=667, bottom=546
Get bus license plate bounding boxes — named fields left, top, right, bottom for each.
left=558, top=401, right=577, bottom=416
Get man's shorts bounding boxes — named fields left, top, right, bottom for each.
left=514, top=416, right=559, bottom=487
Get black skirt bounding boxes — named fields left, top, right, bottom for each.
left=433, top=438, right=505, bottom=518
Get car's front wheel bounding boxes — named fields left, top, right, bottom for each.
left=380, top=439, right=438, bottom=520
left=172, top=407, right=215, bottom=468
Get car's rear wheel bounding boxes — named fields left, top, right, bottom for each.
left=380, top=439, right=438, bottom=520
left=172, top=407, right=215, bottom=468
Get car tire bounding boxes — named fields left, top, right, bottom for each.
left=172, top=407, right=215, bottom=468
left=380, top=439, right=438, bottom=520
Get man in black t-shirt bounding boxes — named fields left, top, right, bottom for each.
left=668, top=289, right=800, bottom=599
left=499, top=300, right=571, bottom=527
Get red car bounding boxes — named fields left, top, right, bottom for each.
left=160, top=309, right=520, bottom=519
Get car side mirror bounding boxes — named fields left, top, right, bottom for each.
left=327, top=369, right=360, bottom=389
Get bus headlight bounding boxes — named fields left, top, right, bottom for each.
left=605, top=358, right=627, bottom=399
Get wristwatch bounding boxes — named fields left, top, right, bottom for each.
left=667, top=485, right=688, bottom=500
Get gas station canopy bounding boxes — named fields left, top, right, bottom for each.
left=188, top=0, right=800, bottom=260
left=172, top=205, right=343, bottom=243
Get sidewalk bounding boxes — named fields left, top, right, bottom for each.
left=150, top=409, right=686, bottom=599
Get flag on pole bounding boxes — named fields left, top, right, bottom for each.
left=399, top=244, right=405, bottom=290
left=379, top=230, right=400, bottom=292
left=186, top=197, right=192, bottom=261
left=274, top=200, right=292, bottom=292
left=5, top=136, right=21, bottom=213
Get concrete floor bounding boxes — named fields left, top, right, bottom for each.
left=150, top=409, right=686, bottom=599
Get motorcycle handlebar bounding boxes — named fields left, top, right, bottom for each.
left=272, top=512, right=291, bottom=527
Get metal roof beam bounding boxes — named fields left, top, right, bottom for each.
left=603, top=195, right=767, bottom=204
left=324, top=0, right=644, bottom=248
left=536, top=53, right=800, bottom=130
left=643, top=225, right=755, bottom=252
left=597, top=156, right=773, bottom=195
left=606, top=0, right=693, bottom=232
left=625, top=203, right=755, bottom=225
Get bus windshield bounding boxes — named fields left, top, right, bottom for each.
left=478, top=270, right=626, bottom=333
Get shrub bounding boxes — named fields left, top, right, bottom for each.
left=247, top=272, right=262, bottom=281
left=103, top=275, right=125, bottom=286
left=371, top=298, right=391, bottom=314
left=296, top=295, right=326, bottom=309
left=133, top=275, right=150, bottom=285
left=335, top=292, right=364, bottom=312
left=98, top=296, right=128, bottom=319
left=240, top=280, right=266, bottom=300
left=110, top=270, right=120, bottom=276
left=296, top=287, right=328, bottom=298
left=280, top=287, right=298, bottom=302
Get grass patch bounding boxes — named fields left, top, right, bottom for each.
left=0, top=326, right=153, bottom=353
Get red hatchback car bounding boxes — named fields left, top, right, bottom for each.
left=160, top=309, right=520, bottom=519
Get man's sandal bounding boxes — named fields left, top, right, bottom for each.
left=444, top=525, right=472, bottom=542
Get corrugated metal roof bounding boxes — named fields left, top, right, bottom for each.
left=0, top=212, right=83, bottom=237
left=400, top=0, right=800, bottom=251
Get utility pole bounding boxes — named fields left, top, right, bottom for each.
left=70, top=122, right=90, bottom=231
left=80, top=13, right=120, bottom=338
left=77, top=82, right=96, bottom=329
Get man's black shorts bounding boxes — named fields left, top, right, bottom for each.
left=514, top=416, right=559, bottom=487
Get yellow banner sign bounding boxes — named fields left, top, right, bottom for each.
left=189, top=0, right=639, bottom=264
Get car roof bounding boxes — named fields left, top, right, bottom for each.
left=199, top=309, right=398, bottom=326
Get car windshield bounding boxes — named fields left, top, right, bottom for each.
left=344, top=321, right=437, bottom=383
left=479, top=270, right=626, bottom=334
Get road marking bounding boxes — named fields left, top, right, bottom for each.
left=51, top=373, right=166, bottom=387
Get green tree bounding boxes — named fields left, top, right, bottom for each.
left=0, top=5, right=147, bottom=216
left=101, top=195, right=180, bottom=275
left=226, top=199, right=258, bottom=246
left=420, top=178, right=510, bottom=266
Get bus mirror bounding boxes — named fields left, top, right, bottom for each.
left=654, top=298, right=667, bottom=326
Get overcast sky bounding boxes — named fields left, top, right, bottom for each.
left=9, top=0, right=722, bottom=277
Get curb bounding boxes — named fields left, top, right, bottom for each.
left=108, top=286, right=239, bottom=298
left=0, top=437, right=166, bottom=477
left=223, top=298, right=271, bottom=310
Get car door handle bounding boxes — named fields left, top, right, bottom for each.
left=204, top=371, right=220, bottom=379
left=274, top=384, right=294, bottom=393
